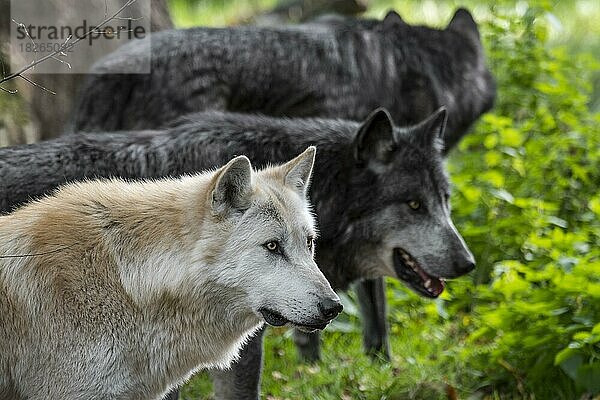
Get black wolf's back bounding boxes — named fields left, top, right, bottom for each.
left=70, top=12, right=496, bottom=151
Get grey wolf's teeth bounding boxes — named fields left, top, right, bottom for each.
left=402, top=253, right=411, bottom=261
left=424, top=279, right=432, bottom=289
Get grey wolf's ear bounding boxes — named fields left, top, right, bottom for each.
left=447, top=8, right=480, bottom=39
left=281, top=146, right=316, bottom=197
left=405, top=107, right=447, bottom=152
left=383, top=10, right=405, bottom=28
left=354, top=108, right=396, bottom=165
left=211, top=156, right=252, bottom=214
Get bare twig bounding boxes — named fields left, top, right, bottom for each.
left=0, top=243, right=77, bottom=259
left=0, top=0, right=138, bottom=93
left=498, top=358, right=526, bottom=396
left=114, top=16, right=143, bottom=21
left=0, top=86, right=17, bottom=94
left=11, top=19, right=39, bottom=71
left=18, top=74, right=56, bottom=95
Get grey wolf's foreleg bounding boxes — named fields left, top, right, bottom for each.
left=293, top=328, right=321, bottom=362
left=210, top=325, right=266, bottom=400
left=354, top=277, right=390, bottom=360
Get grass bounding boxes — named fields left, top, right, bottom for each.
left=179, top=278, right=559, bottom=400
left=179, top=283, right=473, bottom=400
left=179, top=279, right=580, bottom=399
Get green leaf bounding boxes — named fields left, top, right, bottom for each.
left=590, top=196, right=600, bottom=215
left=557, top=352, right=583, bottom=380
left=576, top=363, right=600, bottom=394
left=490, top=188, right=515, bottom=204
left=572, top=332, right=592, bottom=342
left=481, top=170, right=505, bottom=187
left=500, top=127, right=524, bottom=147
left=546, top=216, right=568, bottom=228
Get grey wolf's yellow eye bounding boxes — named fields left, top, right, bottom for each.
left=265, top=241, right=279, bottom=252
left=307, top=236, right=314, bottom=251
left=408, top=200, right=421, bottom=210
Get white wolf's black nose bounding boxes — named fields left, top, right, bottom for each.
left=318, top=298, right=343, bottom=320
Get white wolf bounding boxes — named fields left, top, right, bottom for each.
left=0, top=147, right=341, bottom=400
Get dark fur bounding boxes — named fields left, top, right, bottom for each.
left=4, top=113, right=448, bottom=284
left=70, top=9, right=495, bottom=151
left=3, top=114, right=447, bottom=284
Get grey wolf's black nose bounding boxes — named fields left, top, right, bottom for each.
left=454, top=260, right=476, bottom=274
left=318, top=298, right=343, bottom=320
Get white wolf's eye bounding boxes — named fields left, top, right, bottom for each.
left=307, top=236, right=314, bottom=251
left=408, top=200, right=421, bottom=210
left=265, top=241, right=280, bottom=252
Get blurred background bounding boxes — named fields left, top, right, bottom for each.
left=1, top=1, right=599, bottom=399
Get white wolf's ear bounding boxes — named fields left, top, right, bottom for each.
left=280, top=146, right=316, bottom=197
left=406, top=107, right=447, bottom=152
left=211, top=155, right=252, bottom=214
left=447, top=8, right=480, bottom=40
left=354, top=107, right=396, bottom=165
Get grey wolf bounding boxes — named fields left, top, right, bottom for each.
left=70, top=8, right=495, bottom=152
left=0, top=108, right=474, bottom=398
left=0, top=147, right=342, bottom=399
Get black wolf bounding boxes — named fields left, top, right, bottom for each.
left=1, top=109, right=474, bottom=399
left=70, top=9, right=495, bottom=152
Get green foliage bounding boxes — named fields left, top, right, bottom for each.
left=0, top=54, right=30, bottom=147
left=169, top=0, right=275, bottom=27
left=443, top=2, right=600, bottom=397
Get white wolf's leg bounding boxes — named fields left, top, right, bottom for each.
left=210, top=326, right=266, bottom=400
left=354, top=277, right=390, bottom=359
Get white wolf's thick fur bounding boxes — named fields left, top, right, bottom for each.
left=0, top=147, right=336, bottom=400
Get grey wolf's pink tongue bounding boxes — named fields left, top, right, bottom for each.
left=431, top=278, right=445, bottom=296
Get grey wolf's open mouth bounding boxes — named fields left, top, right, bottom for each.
left=259, top=308, right=329, bottom=332
left=393, top=248, right=445, bottom=298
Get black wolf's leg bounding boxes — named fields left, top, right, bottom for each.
left=293, top=329, right=321, bottom=362
left=210, top=325, right=266, bottom=400
left=354, top=277, right=390, bottom=360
